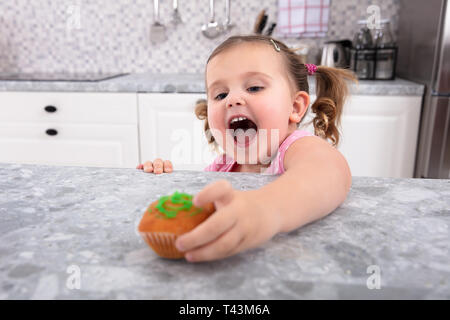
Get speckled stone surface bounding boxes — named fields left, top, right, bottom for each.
left=0, top=73, right=425, bottom=96
left=1, top=162, right=448, bottom=300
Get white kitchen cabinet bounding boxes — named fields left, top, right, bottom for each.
left=139, top=93, right=422, bottom=178
left=138, top=93, right=218, bottom=171
left=0, top=92, right=139, bottom=168
left=0, top=90, right=422, bottom=177
left=300, top=95, right=422, bottom=178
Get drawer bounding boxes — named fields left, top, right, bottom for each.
left=0, top=92, right=137, bottom=124
left=0, top=122, right=139, bottom=168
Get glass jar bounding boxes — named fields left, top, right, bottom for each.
left=353, top=21, right=373, bottom=49
left=374, top=19, right=394, bottom=48
left=374, top=19, right=396, bottom=79
left=351, top=20, right=375, bottom=79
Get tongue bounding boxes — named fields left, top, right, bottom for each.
left=234, top=128, right=257, bottom=144
left=229, top=118, right=258, bottom=144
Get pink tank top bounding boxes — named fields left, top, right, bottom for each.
left=203, top=129, right=315, bottom=174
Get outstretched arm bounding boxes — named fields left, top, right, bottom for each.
left=258, top=135, right=352, bottom=233
left=175, top=136, right=351, bottom=262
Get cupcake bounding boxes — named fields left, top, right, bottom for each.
left=138, top=191, right=215, bottom=259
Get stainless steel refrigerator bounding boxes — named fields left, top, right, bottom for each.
left=397, top=0, right=450, bottom=179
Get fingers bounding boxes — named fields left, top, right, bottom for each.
left=141, top=160, right=154, bottom=173
left=193, top=179, right=234, bottom=207
left=152, top=158, right=164, bottom=173
left=163, top=160, right=173, bottom=173
left=176, top=181, right=236, bottom=252
left=176, top=207, right=237, bottom=252
left=136, top=159, right=173, bottom=174
left=184, top=225, right=246, bottom=262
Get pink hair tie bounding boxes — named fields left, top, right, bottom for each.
left=305, top=63, right=317, bottom=75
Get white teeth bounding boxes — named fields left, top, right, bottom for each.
left=230, top=116, right=248, bottom=124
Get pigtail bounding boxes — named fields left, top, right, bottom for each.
left=194, top=99, right=220, bottom=153
left=309, top=66, right=357, bottom=147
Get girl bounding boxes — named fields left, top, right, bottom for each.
left=137, top=35, right=356, bottom=262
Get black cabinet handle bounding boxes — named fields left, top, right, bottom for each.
left=44, top=105, right=57, bottom=113
left=46, top=129, right=58, bottom=136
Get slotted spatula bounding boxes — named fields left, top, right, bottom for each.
left=150, top=0, right=167, bottom=43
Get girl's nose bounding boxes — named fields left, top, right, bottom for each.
left=226, top=92, right=245, bottom=108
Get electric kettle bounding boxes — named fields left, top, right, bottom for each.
left=320, top=40, right=351, bottom=68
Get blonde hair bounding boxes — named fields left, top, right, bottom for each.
left=195, top=34, right=357, bottom=150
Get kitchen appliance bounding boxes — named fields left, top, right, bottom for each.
left=320, top=40, right=351, bottom=68
left=397, top=0, right=450, bottom=178
left=0, top=72, right=128, bottom=82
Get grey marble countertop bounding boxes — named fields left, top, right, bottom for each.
left=1, top=162, right=448, bottom=299
left=0, top=73, right=425, bottom=96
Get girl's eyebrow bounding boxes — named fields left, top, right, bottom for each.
left=207, top=71, right=273, bottom=92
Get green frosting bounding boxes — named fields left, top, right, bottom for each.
left=151, top=191, right=203, bottom=219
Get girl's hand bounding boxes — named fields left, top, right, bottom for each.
left=136, top=158, right=173, bottom=174
left=175, top=179, right=282, bottom=262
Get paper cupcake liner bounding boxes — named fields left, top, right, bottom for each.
left=140, top=231, right=184, bottom=259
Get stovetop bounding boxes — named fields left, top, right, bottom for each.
left=0, top=72, right=128, bottom=82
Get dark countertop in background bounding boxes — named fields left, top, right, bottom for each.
left=0, top=162, right=449, bottom=299
left=0, top=73, right=425, bottom=96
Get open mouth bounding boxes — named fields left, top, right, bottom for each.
left=228, top=117, right=258, bottom=146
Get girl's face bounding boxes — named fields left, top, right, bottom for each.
left=206, top=42, right=307, bottom=165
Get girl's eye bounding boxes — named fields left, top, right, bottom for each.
left=214, top=86, right=263, bottom=101
left=248, top=86, right=264, bottom=92
left=214, top=92, right=228, bottom=100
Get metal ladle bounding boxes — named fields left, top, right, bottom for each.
left=202, top=0, right=221, bottom=39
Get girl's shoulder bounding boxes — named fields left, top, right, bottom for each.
left=276, top=129, right=316, bottom=174
left=280, top=129, right=315, bottom=149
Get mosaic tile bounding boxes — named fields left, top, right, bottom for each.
left=0, top=0, right=399, bottom=73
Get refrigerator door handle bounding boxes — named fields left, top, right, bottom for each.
left=419, top=96, right=450, bottom=178
left=434, top=1, right=450, bottom=93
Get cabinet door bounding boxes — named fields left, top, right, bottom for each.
left=0, top=123, right=139, bottom=168
left=138, top=93, right=217, bottom=171
left=0, top=91, right=139, bottom=168
left=300, top=95, right=422, bottom=178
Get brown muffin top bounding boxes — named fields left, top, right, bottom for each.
left=138, top=191, right=215, bottom=235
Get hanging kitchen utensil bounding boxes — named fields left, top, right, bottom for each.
left=202, top=0, right=221, bottom=39
left=150, top=0, right=167, bottom=43
left=171, top=0, right=183, bottom=26
left=221, top=0, right=235, bottom=32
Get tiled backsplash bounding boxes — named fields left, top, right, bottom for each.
left=0, top=0, right=399, bottom=74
